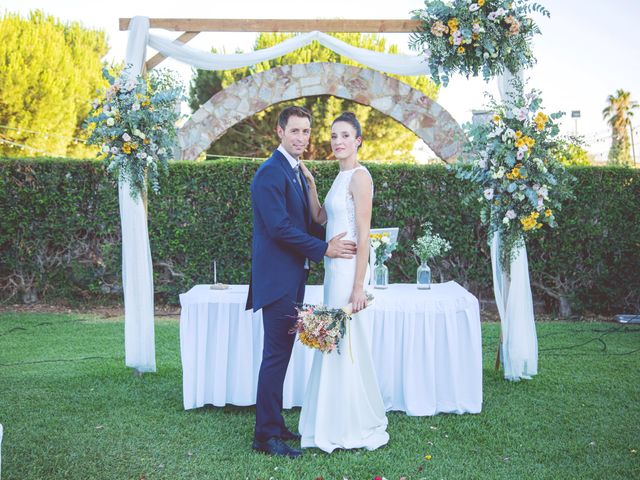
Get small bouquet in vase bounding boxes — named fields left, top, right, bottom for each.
left=290, top=293, right=374, bottom=356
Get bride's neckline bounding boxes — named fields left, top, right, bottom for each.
left=338, top=164, right=363, bottom=173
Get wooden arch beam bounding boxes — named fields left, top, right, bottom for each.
left=119, top=18, right=421, bottom=33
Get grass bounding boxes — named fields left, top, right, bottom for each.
left=1, top=312, right=639, bottom=479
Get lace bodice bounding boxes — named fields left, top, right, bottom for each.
left=323, top=166, right=372, bottom=244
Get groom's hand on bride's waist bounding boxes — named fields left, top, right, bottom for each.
left=325, top=232, right=357, bottom=259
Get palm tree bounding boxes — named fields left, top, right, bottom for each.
left=602, top=89, right=638, bottom=165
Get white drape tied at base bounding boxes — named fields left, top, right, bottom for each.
left=491, top=233, right=538, bottom=380
left=121, top=16, right=155, bottom=373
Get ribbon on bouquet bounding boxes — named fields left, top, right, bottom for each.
left=341, top=298, right=375, bottom=363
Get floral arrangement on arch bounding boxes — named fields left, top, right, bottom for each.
left=370, top=232, right=397, bottom=267
left=85, top=67, right=184, bottom=199
left=409, top=0, right=550, bottom=85
left=454, top=79, right=573, bottom=270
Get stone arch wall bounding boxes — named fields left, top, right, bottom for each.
left=178, top=62, right=465, bottom=161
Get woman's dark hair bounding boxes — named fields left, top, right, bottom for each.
left=332, top=112, right=363, bottom=148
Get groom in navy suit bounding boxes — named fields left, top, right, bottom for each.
left=247, top=106, right=356, bottom=458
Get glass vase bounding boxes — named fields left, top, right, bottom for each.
left=416, top=261, right=431, bottom=289
left=373, top=263, right=388, bottom=289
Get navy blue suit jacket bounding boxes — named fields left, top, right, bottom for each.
left=246, top=149, right=328, bottom=312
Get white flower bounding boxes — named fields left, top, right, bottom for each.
left=133, top=128, right=145, bottom=139
left=106, top=117, right=115, bottom=126
left=473, top=23, right=482, bottom=33
left=515, top=192, right=525, bottom=201
left=478, top=158, right=487, bottom=169
left=483, top=188, right=494, bottom=200
left=138, top=151, right=147, bottom=159
left=110, top=147, right=119, bottom=154
left=539, top=185, right=549, bottom=199
left=506, top=209, right=517, bottom=219
left=381, top=236, right=390, bottom=244
left=503, top=216, right=511, bottom=224
left=102, top=145, right=110, bottom=153
left=495, top=7, right=508, bottom=16
left=125, top=79, right=136, bottom=91
left=516, top=150, right=525, bottom=160
left=102, top=105, right=111, bottom=114
left=122, top=133, right=132, bottom=142
left=157, top=148, right=166, bottom=155
left=487, top=12, right=497, bottom=20
left=483, top=52, right=490, bottom=59
left=131, top=103, right=141, bottom=111
left=469, top=4, right=480, bottom=12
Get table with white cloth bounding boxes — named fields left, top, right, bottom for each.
left=179, top=281, right=482, bottom=416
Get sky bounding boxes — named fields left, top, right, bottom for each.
left=3, top=0, right=640, bottom=161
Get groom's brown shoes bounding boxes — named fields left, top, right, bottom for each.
left=252, top=437, right=302, bottom=458
left=279, top=428, right=302, bottom=441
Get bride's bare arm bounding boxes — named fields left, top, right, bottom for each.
left=350, top=169, right=373, bottom=313
left=299, top=161, right=327, bottom=225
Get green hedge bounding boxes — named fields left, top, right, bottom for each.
left=1, top=157, right=638, bottom=315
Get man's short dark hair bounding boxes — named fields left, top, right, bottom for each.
left=277, top=106, right=313, bottom=130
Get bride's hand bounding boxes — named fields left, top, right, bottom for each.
left=299, top=161, right=315, bottom=186
left=350, top=287, right=368, bottom=313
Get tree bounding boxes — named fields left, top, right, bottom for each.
left=0, top=10, right=108, bottom=158
left=553, top=136, right=592, bottom=166
left=602, top=89, right=638, bottom=166
left=189, top=33, right=439, bottom=162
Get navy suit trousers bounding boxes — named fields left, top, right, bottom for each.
left=254, top=275, right=306, bottom=441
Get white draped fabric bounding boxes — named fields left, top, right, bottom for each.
left=179, top=283, right=483, bottom=416
left=146, top=28, right=431, bottom=76
left=491, top=69, right=538, bottom=381
left=121, top=16, right=155, bottom=373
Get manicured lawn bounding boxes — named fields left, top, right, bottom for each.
left=1, top=312, right=638, bottom=479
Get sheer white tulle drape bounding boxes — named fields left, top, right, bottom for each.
left=491, top=69, right=538, bottom=381
left=121, top=16, right=155, bottom=373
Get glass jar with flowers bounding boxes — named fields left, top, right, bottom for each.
left=412, top=223, right=452, bottom=289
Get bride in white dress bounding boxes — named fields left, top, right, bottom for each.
left=298, top=112, right=389, bottom=453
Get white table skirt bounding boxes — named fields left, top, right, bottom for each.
left=179, top=281, right=482, bottom=416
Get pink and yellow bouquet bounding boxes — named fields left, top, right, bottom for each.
left=290, top=293, right=374, bottom=355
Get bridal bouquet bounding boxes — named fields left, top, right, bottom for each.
left=409, top=0, right=549, bottom=85
left=291, top=293, right=374, bottom=355
left=84, top=66, right=184, bottom=199
left=454, top=80, right=573, bottom=269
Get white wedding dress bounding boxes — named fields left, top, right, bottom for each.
left=299, top=166, right=389, bottom=453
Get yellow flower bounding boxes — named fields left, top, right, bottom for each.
left=524, top=136, right=535, bottom=147
left=493, top=114, right=501, bottom=123
left=515, top=131, right=523, bottom=138
left=545, top=209, right=552, bottom=217
left=472, top=32, right=480, bottom=41
left=449, top=36, right=454, bottom=45
left=478, top=0, right=485, bottom=5
left=448, top=18, right=459, bottom=32
left=457, top=46, right=465, bottom=54
left=515, top=138, right=525, bottom=149
left=122, top=143, right=132, bottom=154
left=425, top=454, right=433, bottom=460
